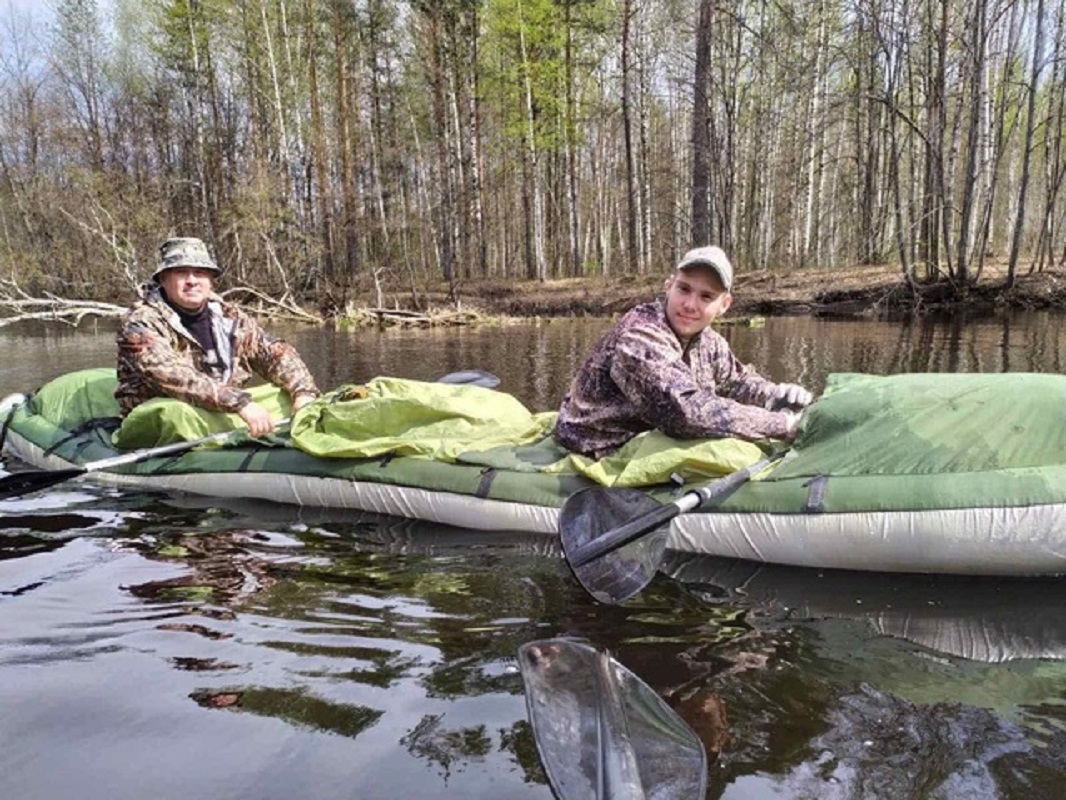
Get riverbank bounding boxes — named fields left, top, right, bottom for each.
left=432, top=262, right=1066, bottom=320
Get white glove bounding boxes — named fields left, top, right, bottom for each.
left=783, top=410, right=803, bottom=439
left=765, top=383, right=813, bottom=411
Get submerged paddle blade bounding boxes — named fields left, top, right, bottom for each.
left=518, top=638, right=706, bottom=800
left=559, top=487, right=671, bottom=604
left=436, top=369, right=501, bottom=389
left=0, top=467, right=87, bottom=501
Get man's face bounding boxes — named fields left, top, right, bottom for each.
left=158, top=267, right=214, bottom=312
left=663, top=266, right=733, bottom=341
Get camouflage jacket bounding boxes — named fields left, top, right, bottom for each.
left=554, top=300, right=793, bottom=458
left=115, top=286, right=320, bottom=417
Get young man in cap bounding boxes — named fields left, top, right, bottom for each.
left=115, top=237, right=319, bottom=436
left=554, top=245, right=812, bottom=459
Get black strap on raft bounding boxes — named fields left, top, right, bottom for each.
left=803, top=474, right=829, bottom=514
left=0, top=395, right=24, bottom=455
left=237, top=446, right=263, bottom=473
left=41, top=417, right=121, bottom=458
left=475, top=468, right=498, bottom=499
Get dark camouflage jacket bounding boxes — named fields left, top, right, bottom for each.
left=554, top=300, right=792, bottom=458
left=115, top=286, right=320, bottom=417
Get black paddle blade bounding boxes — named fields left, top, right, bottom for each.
left=0, top=467, right=87, bottom=501
left=517, top=638, right=707, bottom=800
left=559, top=487, right=671, bottom=605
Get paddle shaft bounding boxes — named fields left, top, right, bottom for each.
left=81, top=417, right=292, bottom=472
left=568, top=452, right=784, bottom=568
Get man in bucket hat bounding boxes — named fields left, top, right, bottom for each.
left=115, top=237, right=319, bottom=436
left=554, top=244, right=812, bottom=459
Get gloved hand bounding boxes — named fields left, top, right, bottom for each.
left=783, top=410, right=803, bottom=439
left=765, top=383, right=813, bottom=412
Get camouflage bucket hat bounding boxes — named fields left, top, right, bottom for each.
left=152, top=237, right=223, bottom=280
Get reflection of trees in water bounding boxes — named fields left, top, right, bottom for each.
left=118, top=521, right=570, bottom=783
left=123, top=529, right=279, bottom=604
left=876, top=314, right=1066, bottom=376
left=402, top=715, right=492, bottom=778
left=730, top=314, right=1066, bottom=394
left=402, top=715, right=546, bottom=786
left=189, top=686, right=384, bottom=739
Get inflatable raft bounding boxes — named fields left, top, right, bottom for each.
left=3, top=368, right=1066, bottom=577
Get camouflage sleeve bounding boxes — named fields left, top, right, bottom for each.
left=701, top=332, right=780, bottom=408
left=609, top=322, right=791, bottom=441
left=116, top=314, right=253, bottom=413
left=233, top=315, right=320, bottom=401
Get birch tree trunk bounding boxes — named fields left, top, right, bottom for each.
left=424, top=5, right=455, bottom=286
left=636, top=9, right=651, bottom=273
left=563, top=0, right=581, bottom=277
left=803, top=0, right=828, bottom=268
left=1036, top=2, right=1066, bottom=270
left=332, top=4, right=359, bottom=285
left=1006, top=0, right=1046, bottom=286
left=516, top=0, right=547, bottom=281
left=620, top=0, right=638, bottom=273
left=305, top=0, right=335, bottom=289
left=956, top=0, right=988, bottom=286
left=463, top=6, right=488, bottom=278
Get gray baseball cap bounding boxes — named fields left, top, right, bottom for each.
left=152, top=237, right=223, bottom=281
left=676, top=245, right=733, bottom=291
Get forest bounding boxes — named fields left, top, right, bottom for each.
left=0, top=0, right=1064, bottom=320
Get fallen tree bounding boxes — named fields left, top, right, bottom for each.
left=0, top=279, right=126, bottom=328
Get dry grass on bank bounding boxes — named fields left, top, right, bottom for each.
left=329, top=260, right=1066, bottom=327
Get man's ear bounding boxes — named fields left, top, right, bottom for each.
left=720, top=292, right=734, bottom=313
left=663, top=275, right=675, bottom=292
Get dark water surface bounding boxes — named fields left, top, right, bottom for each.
left=3, top=313, right=1066, bottom=799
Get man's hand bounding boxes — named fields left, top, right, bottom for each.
left=766, top=383, right=813, bottom=411
left=291, top=392, right=317, bottom=414
left=238, top=401, right=275, bottom=437
left=782, top=410, right=802, bottom=440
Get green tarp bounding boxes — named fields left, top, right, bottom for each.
left=290, top=377, right=558, bottom=460
left=23, top=370, right=762, bottom=488
left=777, top=372, right=1066, bottom=478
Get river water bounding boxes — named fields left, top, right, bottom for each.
left=2, top=313, right=1066, bottom=799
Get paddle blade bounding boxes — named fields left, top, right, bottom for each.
left=559, top=487, right=671, bottom=604
left=436, top=369, right=501, bottom=389
left=0, top=467, right=87, bottom=501
left=518, top=638, right=706, bottom=800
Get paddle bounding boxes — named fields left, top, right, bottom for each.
left=517, top=637, right=706, bottom=800
left=436, top=368, right=501, bottom=389
left=0, top=369, right=502, bottom=501
left=558, top=451, right=785, bottom=604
